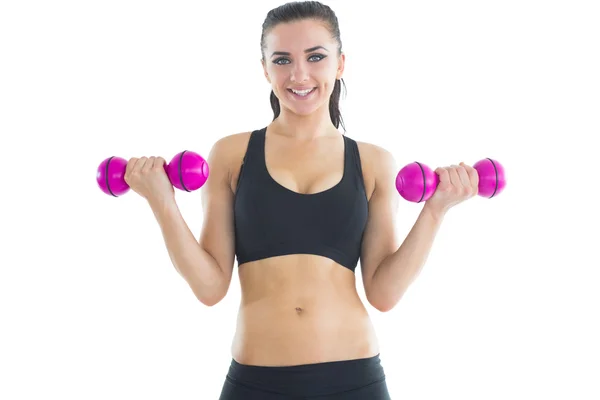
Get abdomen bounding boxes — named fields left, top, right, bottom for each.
left=231, top=255, right=380, bottom=366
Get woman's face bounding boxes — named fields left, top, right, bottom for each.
left=262, top=19, right=345, bottom=117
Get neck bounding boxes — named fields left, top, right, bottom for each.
left=271, top=104, right=338, bottom=140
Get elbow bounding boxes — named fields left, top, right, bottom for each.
left=185, top=263, right=230, bottom=307
left=189, top=280, right=228, bottom=307
left=195, top=290, right=225, bottom=307
left=375, top=304, right=394, bottom=313
left=367, top=291, right=402, bottom=313
left=195, top=283, right=229, bottom=306
left=371, top=300, right=396, bottom=313
left=198, top=296, right=221, bottom=307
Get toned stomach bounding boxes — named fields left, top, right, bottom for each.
left=230, top=254, right=380, bottom=367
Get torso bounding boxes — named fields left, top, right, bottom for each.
left=226, top=127, right=378, bottom=367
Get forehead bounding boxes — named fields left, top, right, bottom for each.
left=264, top=19, right=335, bottom=51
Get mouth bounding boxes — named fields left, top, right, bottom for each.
left=287, top=87, right=317, bottom=99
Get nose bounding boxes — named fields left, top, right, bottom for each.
left=290, top=61, right=309, bottom=83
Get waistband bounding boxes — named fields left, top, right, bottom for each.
left=226, top=354, right=386, bottom=397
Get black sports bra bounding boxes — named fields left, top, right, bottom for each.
left=233, top=127, right=369, bottom=273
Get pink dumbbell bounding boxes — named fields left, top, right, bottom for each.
left=96, top=150, right=209, bottom=197
left=395, top=158, right=506, bottom=203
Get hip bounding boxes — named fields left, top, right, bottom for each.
left=219, top=353, right=390, bottom=399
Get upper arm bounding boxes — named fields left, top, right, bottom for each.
left=198, top=134, right=242, bottom=288
left=359, top=144, right=400, bottom=297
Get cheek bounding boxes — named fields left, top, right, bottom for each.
left=267, top=68, right=288, bottom=86
left=317, top=61, right=341, bottom=84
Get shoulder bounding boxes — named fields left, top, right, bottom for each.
left=355, top=140, right=397, bottom=171
left=354, top=140, right=398, bottom=199
left=209, top=131, right=253, bottom=160
left=207, top=130, right=255, bottom=190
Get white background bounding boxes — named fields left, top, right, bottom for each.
left=1, top=0, right=599, bottom=398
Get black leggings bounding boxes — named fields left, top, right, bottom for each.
left=218, top=354, right=391, bottom=399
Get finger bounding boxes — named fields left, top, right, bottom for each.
left=133, top=156, right=148, bottom=173
left=447, top=165, right=462, bottom=188
left=470, top=165, right=479, bottom=192
left=455, top=163, right=471, bottom=187
left=153, top=157, right=166, bottom=170
left=460, top=162, right=479, bottom=194
left=143, top=156, right=156, bottom=172
left=435, top=167, right=450, bottom=186
left=125, top=157, right=139, bottom=178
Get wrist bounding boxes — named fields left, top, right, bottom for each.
left=422, top=202, right=446, bottom=223
left=148, top=195, right=177, bottom=217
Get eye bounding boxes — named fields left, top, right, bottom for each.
left=272, top=54, right=327, bottom=65
left=308, top=54, right=326, bottom=62
left=273, top=57, right=290, bottom=65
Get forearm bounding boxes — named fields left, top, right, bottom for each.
left=149, top=198, right=225, bottom=305
left=369, top=204, right=445, bottom=311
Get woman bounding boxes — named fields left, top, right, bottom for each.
left=124, top=1, right=479, bottom=398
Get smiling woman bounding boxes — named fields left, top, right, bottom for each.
left=125, top=1, right=444, bottom=399
left=210, top=3, right=395, bottom=399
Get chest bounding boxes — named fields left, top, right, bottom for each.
left=264, top=137, right=346, bottom=195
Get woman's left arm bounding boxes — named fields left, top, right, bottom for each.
left=360, top=146, right=478, bottom=312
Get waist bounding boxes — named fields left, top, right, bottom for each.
left=226, top=353, right=386, bottom=397
left=231, top=257, right=379, bottom=365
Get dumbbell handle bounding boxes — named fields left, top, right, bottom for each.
left=395, top=158, right=506, bottom=203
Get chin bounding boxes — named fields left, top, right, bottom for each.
left=280, top=104, right=324, bottom=118
left=288, top=104, right=321, bottom=116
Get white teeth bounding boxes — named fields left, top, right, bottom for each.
left=291, top=88, right=314, bottom=96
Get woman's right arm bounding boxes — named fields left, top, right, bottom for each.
left=149, top=136, right=236, bottom=306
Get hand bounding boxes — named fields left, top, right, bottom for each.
left=124, top=156, right=175, bottom=205
left=425, top=162, right=479, bottom=216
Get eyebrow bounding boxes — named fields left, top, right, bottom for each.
left=270, top=46, right=329, bottom=58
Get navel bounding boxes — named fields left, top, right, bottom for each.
left=295, top=307, right=304, bottom=314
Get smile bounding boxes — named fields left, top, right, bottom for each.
left=287, top=87, right=316, bottom=98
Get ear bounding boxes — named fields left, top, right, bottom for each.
left=261, top=58, right=271, bottom=83
left=336, top=52, right=345, bottom=80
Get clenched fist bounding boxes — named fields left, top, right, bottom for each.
left=124, top=156, right=174, bottom=204
left=425, top=162, right=479, bottom=214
